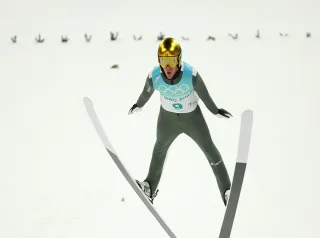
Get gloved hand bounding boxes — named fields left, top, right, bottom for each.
left=128, top=103, right=142, bottom=115
left=216, top=108, right=232, bottom=118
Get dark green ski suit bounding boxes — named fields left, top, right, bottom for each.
left=134, top=63, right=231, bottom=203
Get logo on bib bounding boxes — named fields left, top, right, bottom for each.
left=157, top=84, right=189, bottom=96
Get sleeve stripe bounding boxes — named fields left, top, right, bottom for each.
left=192, top=67, right=198, bottom=76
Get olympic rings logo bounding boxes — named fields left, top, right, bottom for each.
left=158, top=84, right=190, bottom=96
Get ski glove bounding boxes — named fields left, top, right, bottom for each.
left=128, top=103, right=142, bottom=115
left=216, top=108, right=233, bottom=118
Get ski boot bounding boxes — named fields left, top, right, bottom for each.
left=224, top=189, right=230, bottom=206
left=136, top=180, right=159, bottom=204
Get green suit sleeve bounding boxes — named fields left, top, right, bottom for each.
left=193, top=72, right=219, bottom=114
left=136, top=75, right=155, bottom=108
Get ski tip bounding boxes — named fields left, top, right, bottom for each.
left=242, top=110, right=253, bottom=122
left=236, top=109, right=253, bottom=163
left=242, top=109, right=253, bottom=116
left=83, top=97, right=93, bottom=107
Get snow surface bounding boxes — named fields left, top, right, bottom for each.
left=0, top=0, right=319, bottom=237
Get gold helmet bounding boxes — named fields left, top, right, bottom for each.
left=157, top=37, right=182, bottom=68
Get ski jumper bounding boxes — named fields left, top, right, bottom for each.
left=136, top=62, right=231, bottom=203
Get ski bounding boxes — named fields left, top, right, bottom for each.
left=83, top=97, right=177, bottom=238
left=219, top=110, right=254, bottom=238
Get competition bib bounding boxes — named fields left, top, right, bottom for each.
left=152, top=62, right=199, bottom=113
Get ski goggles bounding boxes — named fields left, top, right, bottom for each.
left=158, top=56, right=180, bottom=68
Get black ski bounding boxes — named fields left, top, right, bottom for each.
left=83, top=97, right=177, bottom=238
left=219, top=110, right=254, bottom=238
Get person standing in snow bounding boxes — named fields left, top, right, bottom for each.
left=129, top=37, right=232, bottom=206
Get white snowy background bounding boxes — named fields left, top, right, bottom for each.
left=0, top=0, right=319, bottom=237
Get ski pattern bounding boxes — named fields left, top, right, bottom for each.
left=83, top=96, right=253, bottom=238
left=83, top=97, right=177, bottom=238
left=219, top=110, right=253, bottom=238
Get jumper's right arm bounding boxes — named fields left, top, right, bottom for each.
left=129, top=75, right=155, bottom=114
left=136, top=76, right=154, bottom=107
